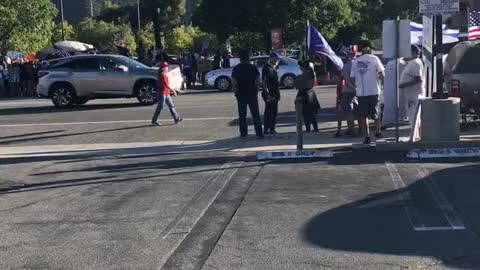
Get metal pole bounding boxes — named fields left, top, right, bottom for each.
left=395, top=18, right=400, bottom=142
left=90, top=0, right=94, bottom=17
left=60, top=0, right=65, bottom=40
left=137, top=0, right=141, bottom=33
left=434, top=14, right=445, bottom=99
left=295, top=96, right=304, bottom=150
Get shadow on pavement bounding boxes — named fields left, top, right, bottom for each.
left=303, top=164, right=480, bottom=269
left=1, top=158, right=264, bottom=194
left=0, top=102, right=144, bottom=116
left=0, top=125, right=154, bottom=145
left=0, top=130, right=64, bottom=140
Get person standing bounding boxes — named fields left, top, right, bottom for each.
left=152, top=62, right=183, bottom=126
left=296, top=61, right=321, bottom=132
left=115, top=41, right=132, bottom=57
left=232, top=50, right=263, bottom=138
left=336, top=48, right=358, bottom=137
left=399, top=45, right=424, bottom=126
left=262, top=52, right=281, bottom=134
left=350, top=40, right=385, bottom=144
left=213, top=51, right=222, bottom=70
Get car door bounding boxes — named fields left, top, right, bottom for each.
left=252, top=57, right=269, bottom=76
left=68, top=58, right=102, bottom=96
left=97, top=57, right=133, bottom=96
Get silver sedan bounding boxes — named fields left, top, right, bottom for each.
left=205, top=56, right=302, bottom=91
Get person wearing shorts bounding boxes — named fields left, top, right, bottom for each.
left=350, top=40, right=385, bottom=144
left=335, top=46, right=358, bottom=137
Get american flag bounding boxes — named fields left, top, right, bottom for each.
left=469, top=10, right=480, bottom=40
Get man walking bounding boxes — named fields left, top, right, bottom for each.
left=262, top=52, right=281, bottom=134
left=152, top=62, right=183, bottom=126
left=350, top=40, right=385, bottom=144
left=399, top=45, right=424, bottom=125
left=232, top=50, right=263, bottom=138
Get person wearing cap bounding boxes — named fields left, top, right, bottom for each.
left=296, top=60, right=321, bottom=132
left=399, top=45, right=424, bottom=126
left=232, top=49, right=264, bottom=138
left=151, top=62, right=183, bottom=126
left=336, top=45, right=358, bottom=137
left=350, top=40, right=385, bottom=144
left=262, top=52, right=281, bottom=134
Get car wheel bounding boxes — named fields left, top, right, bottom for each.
left=215, top=76, right=232, bottom=92
left=136, top=81, right=157, bottom=105
left=51, top=85, right=76, bottom=108
left=282, top=74, right=296, bottom=89
left=75, top=97, right=89, bottom=105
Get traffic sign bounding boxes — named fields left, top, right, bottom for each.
left=419, top=0, right=460, bottom=15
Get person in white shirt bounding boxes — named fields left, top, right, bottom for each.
left=399, top=45, right=424, bottom=126
left=350, top=40, right=385, bottom=144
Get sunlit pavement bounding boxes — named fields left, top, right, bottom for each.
left=2, top=89, right=480, bottom=269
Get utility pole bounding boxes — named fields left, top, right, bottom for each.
left=59, top=0, right=65, bottom=40
left=153, top=6, right=163, bottom=49
left=137, top=0, right=141, bottom=33
left=90, top=0, right=94, bottom=17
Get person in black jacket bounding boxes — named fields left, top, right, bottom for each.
left=232, top=50, right=263, bottom=138
left=296, top=61, right=321, bottom=132
left=262, top=52, right=281, bottom=134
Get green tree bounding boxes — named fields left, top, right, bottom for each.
left=193, top=0, right=362, bottom=50
left=138, top=22, right=156, bottom=50
left=51, top=21, right=76, bottom=43
left=165, top=26, right=198, bottom=53
left=77, top=18, right=137, bottom=54
left=0, top=0, right=57, bottom=53
left=227, top=31, right=265, bottom=53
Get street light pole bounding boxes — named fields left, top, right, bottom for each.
left=137, top=0, right=141, bottom=33
left=59, top=0, right=65, bottom=40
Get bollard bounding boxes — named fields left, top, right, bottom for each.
left=295, top=96, right=304, bottom=150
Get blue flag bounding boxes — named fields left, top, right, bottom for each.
left=307, top=23, right=343, bottom=71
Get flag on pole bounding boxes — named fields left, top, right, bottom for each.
left=307, top=23, right=344, bottom=71
left=468, top=10, right=480, bottom=40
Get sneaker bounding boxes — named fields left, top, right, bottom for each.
left=152, top=122, right=161, bottom=126
left=363, top=137, right=371, bottom=145
left=334, top=131, right=343, bottom=138
left=264, top=130, right=271, bottom=135
left=375, top=132, right=383, bottom=139
left=175, top=117, right=184, bottom=124
left=270, top=129, right=277, bottom=134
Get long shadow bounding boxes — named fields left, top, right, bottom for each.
left=0, top=102, right=144, bottom=116
left=228, top=108, right=338, bottom=127
left=0, top=130, right=64, bottom=140
left=0, top=125, right=153, bottom=145
left=1, top=161, right=265, bottom=194
left=303, top=164, right=480, bottom=269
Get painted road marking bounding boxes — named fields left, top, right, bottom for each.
left=417, top=167, right=465, bottom=230
left=256, top=150, right=334, bottom=160
left=385, top=162, right=425, bottom=231
left=155, top=162, right=241, bottom=240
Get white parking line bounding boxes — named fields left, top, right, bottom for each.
left=385, top=162, right=425, bottom=231
left=417, top=167, right=465, bottom=230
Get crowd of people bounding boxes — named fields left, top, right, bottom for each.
left=223, top=40, right=424, bottom=145
left=0, top=56, right=40, bottom=98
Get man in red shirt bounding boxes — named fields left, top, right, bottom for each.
left=151, top=62, right=183, bottom=126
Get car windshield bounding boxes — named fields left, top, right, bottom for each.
left=281, top=57, right=298, bottom=65
left=116, top=56, right=149, bottom=69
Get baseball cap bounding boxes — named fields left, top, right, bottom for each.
left=270, top=52, right=281, bottom=60
left=161, top=62, right=169, bottom=68
left=359, top=40, right=376, bottom=50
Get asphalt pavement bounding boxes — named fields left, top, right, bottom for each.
left=2, top=87, right=480, bottom=269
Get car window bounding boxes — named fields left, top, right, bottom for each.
left=280, top=57, right=298, bottom=66
left=117, top=56, right=149, bottom=69
left=66, top=58, right=100, bottom=71
left=454, top=47, right=480, bottom=74
left=99, top=58, right=119, bottom=71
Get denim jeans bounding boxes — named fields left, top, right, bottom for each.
left=152, top=94, right=179, bottom=123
